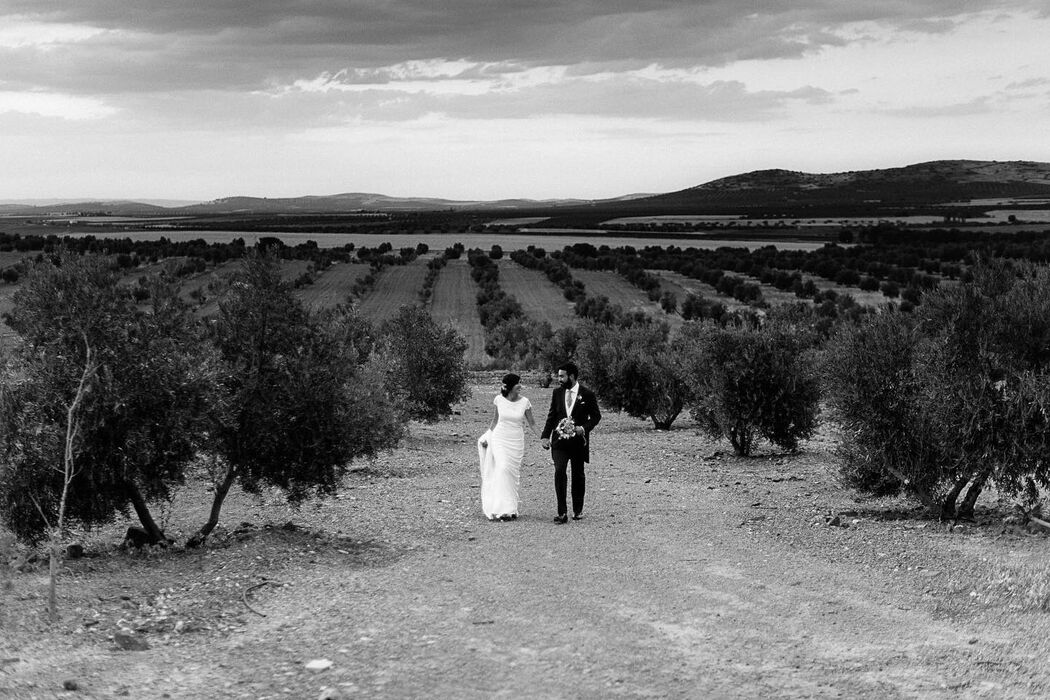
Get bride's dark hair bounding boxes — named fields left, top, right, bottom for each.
left=500, top=373, right=521, bottom=398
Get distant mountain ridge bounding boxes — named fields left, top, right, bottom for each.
left=4, top=160, right=1048, bottom=216
left=643, top=160, right=1050, bottom=209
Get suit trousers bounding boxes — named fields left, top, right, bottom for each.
left=552, top=447, right=586, bottom=516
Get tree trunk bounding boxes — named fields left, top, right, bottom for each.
left=651, top=409, right=680, bottom=431
left=186, top=465, right=238, bottom=549
left=730, top=424, right=754, bottom=456
left=939, top=475, right=971, bottom=520
left=126, top=483, right=169, bottom=545
left=48, top=531, right=60, bottom=623
left=957, top=468, right=992, bottom=521
left=880, top=463, right=936, bottom=511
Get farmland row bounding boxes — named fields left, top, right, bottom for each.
left=355, top=256, right=431, bottom=322
left=569, top=268, right=681, bottom=329
left=653, top=271, right=749, bottom=313
left=429, top=258, right=492, bottom=367
left=295, top=261, right=369, bottom=309
left=496, top=260, right=577, bottom=329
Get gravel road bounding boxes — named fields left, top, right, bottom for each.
left=2, top=379, right=1049, bottom=699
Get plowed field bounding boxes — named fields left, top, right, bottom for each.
left=356, top=257, right=430, bottom=322
left=430, top=258, right=492, bottom=367
left=570, top=268, right=679, bottom=327
left=496, top=260, right=576, bottom=328
left=296, top=262, right=370, bottom=310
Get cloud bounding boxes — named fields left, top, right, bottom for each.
left=879, top=96, right=995, bottom=118
left=0, top=90, right=116, bottom=119
left=3, top=0, right=1047, bottom=94
left=270, top=69, right=835, bottom=123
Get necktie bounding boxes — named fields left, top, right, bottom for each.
left=566, top=388, right=574, bottom=416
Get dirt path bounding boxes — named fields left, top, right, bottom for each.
left=3, top=381, right=1049, bottom=699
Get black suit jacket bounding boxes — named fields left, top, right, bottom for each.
left=541, top=384, right=602, bottom=462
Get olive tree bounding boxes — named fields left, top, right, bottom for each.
left=823, top=260, right=1050, bottom=519
left=189, top=253, right=405, bottom=547
left=0, top=254, right=220, bottom=549
left=375, top=305, right=470, bottom=422
left=681, top=321, right=820, bottom=456
left=576, top=321, right=690, bottom=430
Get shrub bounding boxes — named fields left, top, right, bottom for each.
left=659, top=290, right=677, bottom=314
left=1, top=254, right=222, bottom=545
left=681, top=322, right=820, bottom=455
left=859, top=276, right=880, bottom=291
left=190, top=252, right=405, bottom=546
left=577, top=322, right=688, bottom=429
left=822, top=312, right=931, bottom=498
left=911, top=261, right=1050, bottom=517
left=378, top=305, right=470, bottom=422
left=823, top=262, right=1050, bottom=517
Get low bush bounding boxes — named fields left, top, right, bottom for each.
left=377, top=305, right=470, bottom=422
left=824, top=261, right=1050, bottom=517
left=681, top=322, right=820, bottom=455
left=576, top=321, right=688, bottom=429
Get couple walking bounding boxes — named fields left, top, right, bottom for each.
left=477, top=363, right=602, bottom=523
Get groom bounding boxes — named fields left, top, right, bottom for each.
left=541, top=362, right=601, bottom=524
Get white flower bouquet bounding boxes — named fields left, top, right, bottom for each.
left=554, top=417, right=578, bottom=442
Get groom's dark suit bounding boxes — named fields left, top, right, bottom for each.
left=541, top=384, right=601, bottom=517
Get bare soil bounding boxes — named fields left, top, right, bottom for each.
left=497, top=260, right=577, bottom=329
left=429, top=259, right=492, bottom=367
left=3, top=375, right=1049, bottom=699
left=355, top=258, right=430, bottom=323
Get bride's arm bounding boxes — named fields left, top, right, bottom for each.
left=480, top=406, right=498, bottom=447
left=525, top=407, right=540, bottom=437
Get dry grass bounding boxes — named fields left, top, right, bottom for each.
left=0, top=251, right=32, bottom=269
left=651, top=270, right=748, bottom=312
left=356, top=257, right=430, bottom=322
left=787, top=270, right=889, bottom=308
left=296, top=262, right=369, bottom=310
left=496, top=259, right=576, bottom=328
left=570, top=268, right=679, bottom=328
left=429, top=258, right=492, bottom=368
left=979, top=541, right=1050, bottom=611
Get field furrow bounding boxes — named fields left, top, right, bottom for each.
left=429, top=258, right=492, bottom=368
left=719, top=270, right=807, bottom=307
left=789, top=271, right=889, bottom=307
left=0, top=251, right=32, bottom=269
left=296, top=262, right=369, bottom=310
left=0, top=284, right=18, bottom=350
left=497, top=259, right=577, bottom=328
left=652, top=271, right=748, bottom=312
left=356, top=257, right=429, bottom=322
left=570, top=268, right=680, bottom=327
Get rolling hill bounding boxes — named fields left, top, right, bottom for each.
left=4, top=160, right=1048, bottom=218
left=638, top=160, right=1050, bottom=210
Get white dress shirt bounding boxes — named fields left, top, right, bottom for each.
left=565, top=384, right=578, bottom=415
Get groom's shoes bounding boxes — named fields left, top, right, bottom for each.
left=553, top=514, right=568, bottom=524
left=572, top=513, right=583, bottom=520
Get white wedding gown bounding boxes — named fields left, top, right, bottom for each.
left=478, top=395, right=531, bottom=520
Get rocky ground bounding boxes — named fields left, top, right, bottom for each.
left=2, top=374, right=1050, bottom=699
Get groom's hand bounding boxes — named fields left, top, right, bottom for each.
left=541, top=438, right=550, bottom=450
left=575, top=426, right=585, bottom=437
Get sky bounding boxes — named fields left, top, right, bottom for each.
left=2, top=0, right=1049, bottom=202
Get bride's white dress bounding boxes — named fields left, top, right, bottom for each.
left=477, top=394, right=531, bottom=519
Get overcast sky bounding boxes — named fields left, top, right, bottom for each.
left=2, top=1, right=1049, bottom=201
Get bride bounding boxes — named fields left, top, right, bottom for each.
left=478, top=373, right=540, bottom=521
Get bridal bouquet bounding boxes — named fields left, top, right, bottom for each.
left=554, top=417, right=578, bottom=442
